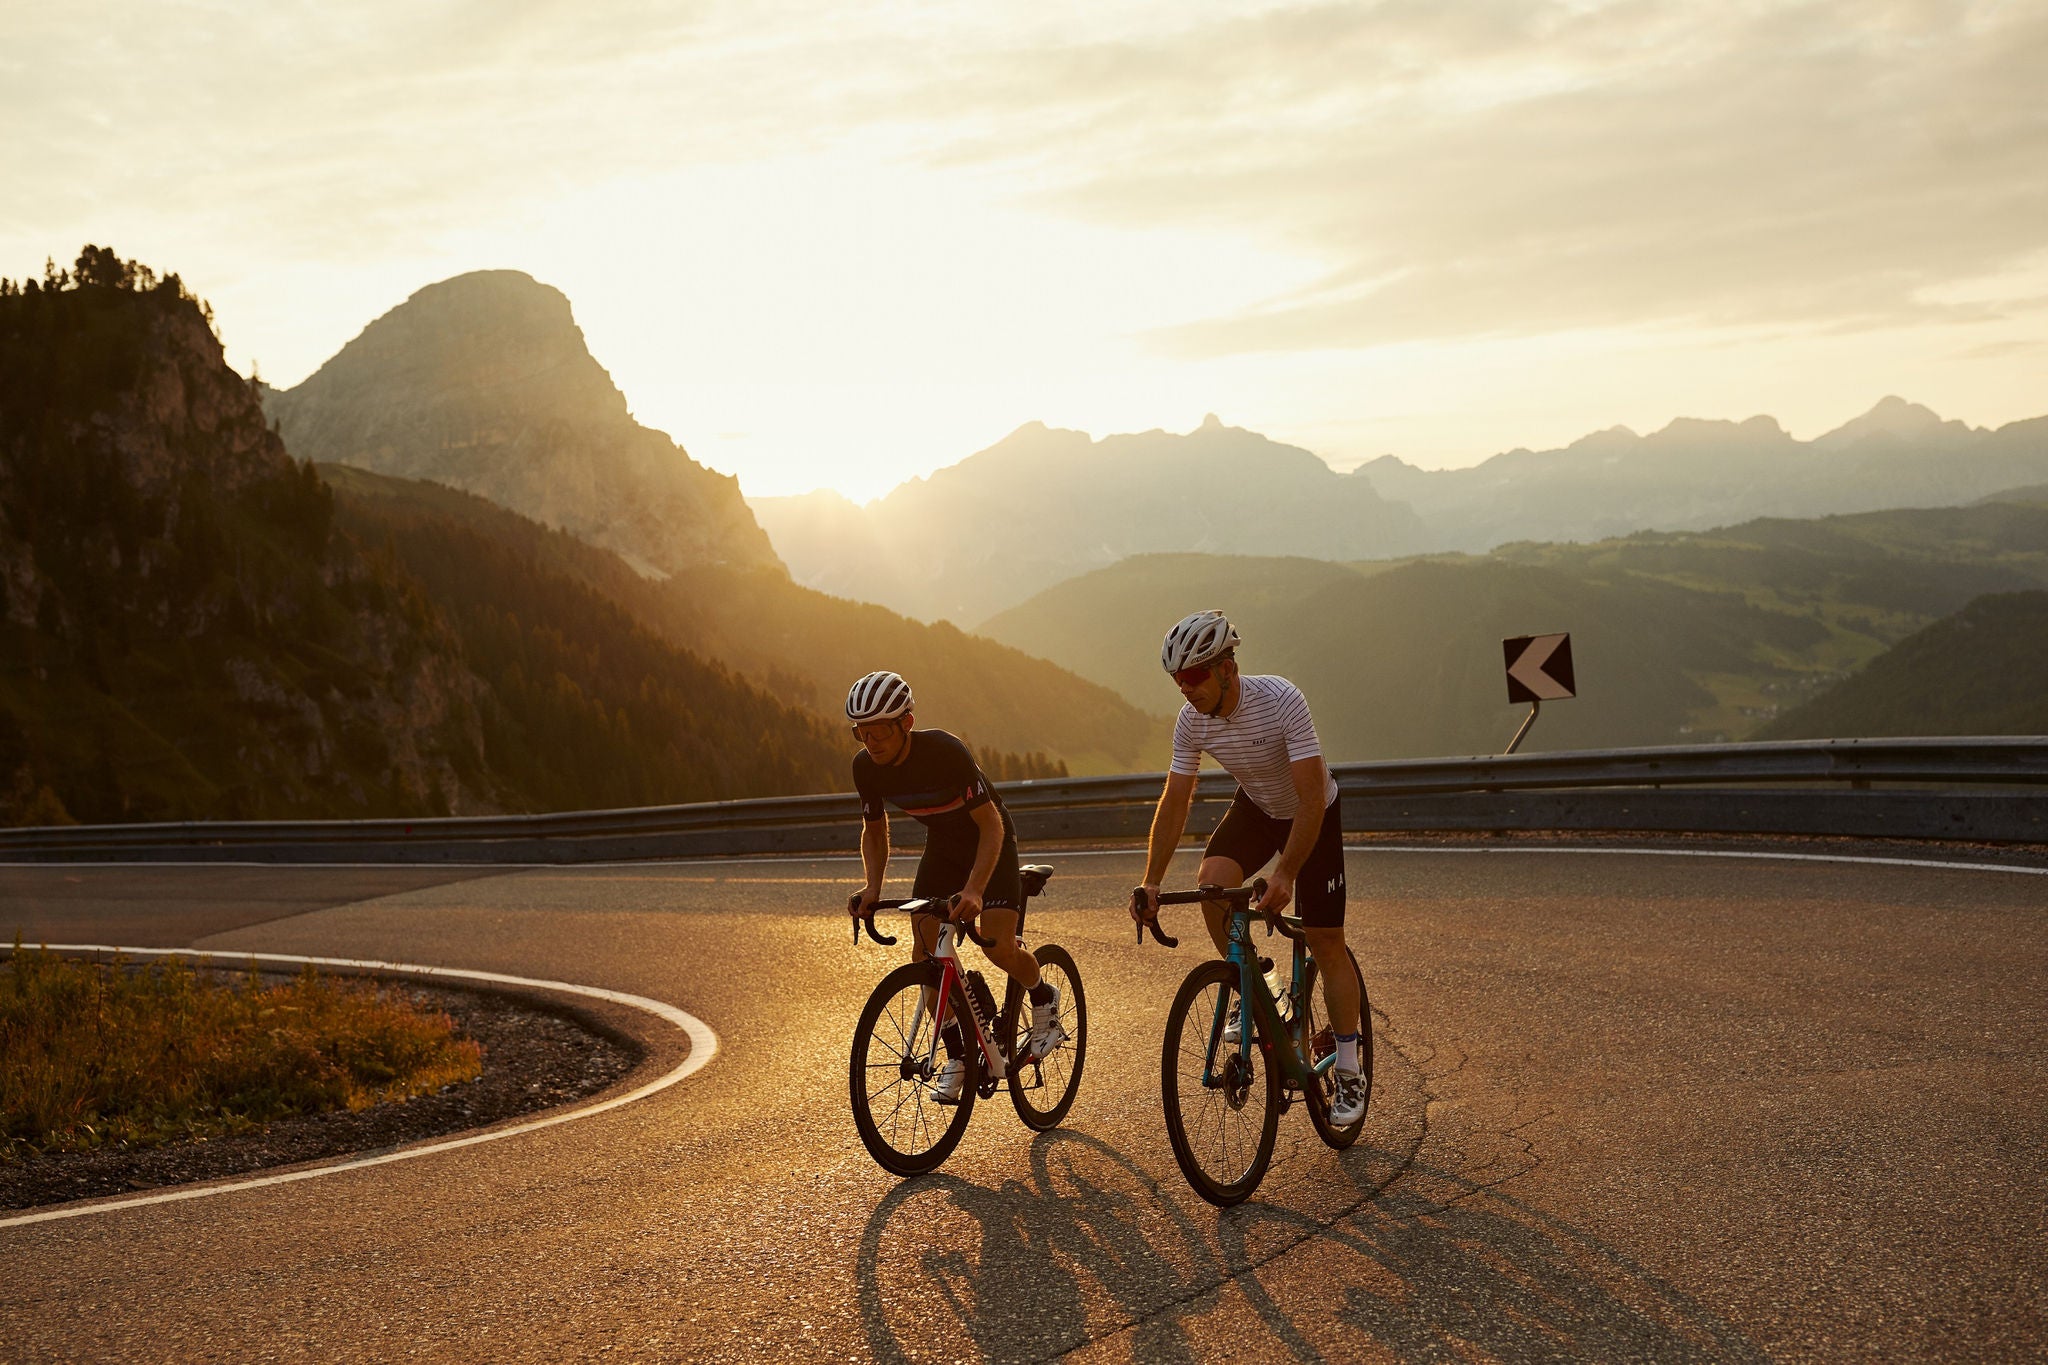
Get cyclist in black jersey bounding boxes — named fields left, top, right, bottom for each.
left=844, top=671, right=1063, bottom=1102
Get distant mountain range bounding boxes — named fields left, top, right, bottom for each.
left=1355, top=396, right=2048, bottom=551
left=752, top=399, right=2048, bottom=625
left=750, top=417, right=1428, bottom=625
left=265, top=271, right=778, bottom=579
left=978, top=493, right=2048, bottom=762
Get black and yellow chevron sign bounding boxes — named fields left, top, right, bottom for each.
left=1503, top=632, right=1576, bottom=704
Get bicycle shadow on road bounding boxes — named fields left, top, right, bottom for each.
left=854, top=1127, right=1234, bottom=1363
left=854, top=1130, right=1764, bottom=1364
left=1216, top=1153, right=1768, bottom=1364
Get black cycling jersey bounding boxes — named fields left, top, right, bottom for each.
left=853, top=729, right=1021, bottom=908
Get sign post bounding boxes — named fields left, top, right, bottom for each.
left=1501, top=632, right=1575, bottom=754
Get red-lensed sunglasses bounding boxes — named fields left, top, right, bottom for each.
left=1172, top=664, right=1215, bottom=687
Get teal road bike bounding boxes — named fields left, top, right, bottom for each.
left=1135, top=880, right=1372, bottom=1206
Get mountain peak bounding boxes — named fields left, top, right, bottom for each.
left=1814, top=395, right=1949, bottom=449
left=267, top=271, right=783, bottom=577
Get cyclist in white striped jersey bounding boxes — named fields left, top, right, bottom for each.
left=1132, top=609, right=1368, bottom=1124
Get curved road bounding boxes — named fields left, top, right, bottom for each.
left=3, top=845, right=2044, bottom=1362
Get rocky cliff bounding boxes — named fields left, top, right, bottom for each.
left=265, top=271, right=780, bottom=579
left=0, top=250, right=493, bottom=822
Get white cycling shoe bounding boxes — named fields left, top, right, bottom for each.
left=930, top=1056, right=966, bottom=1104
left=1331, top=1068, right=1368, bottom=1125
left=1027, top=986, right=1066, bottom=1059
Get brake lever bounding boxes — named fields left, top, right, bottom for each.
left=948, top=895, right=995, bottom=950
left=848, top=892, right=896, bottom=946
left=1130, top=887, right=1179, bottom=948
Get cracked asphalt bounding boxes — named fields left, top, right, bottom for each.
left=2, top=845, right=2043, bottom=1362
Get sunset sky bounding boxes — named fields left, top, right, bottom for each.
left=6, top=2, right=2044, bottom=501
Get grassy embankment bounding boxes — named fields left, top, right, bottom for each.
left=1, top=944, right=482, bottom=1162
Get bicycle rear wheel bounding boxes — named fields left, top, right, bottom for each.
left=1161, top=960, right=1278, bottom=1206
left=849, top=963, right=978, bottom=1176
left=1003, top=943, right=1087, bottom=1131
left=1297, top=948, right=1370, bottom=1150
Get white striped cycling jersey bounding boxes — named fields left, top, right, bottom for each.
left=1170, top=674, right=1339, bottom=819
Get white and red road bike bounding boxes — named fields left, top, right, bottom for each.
left=847, top=865, right=1087, bottom=1176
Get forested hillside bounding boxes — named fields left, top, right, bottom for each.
left=1760, top=592, right=2048, bottom=739
left=328, top=466, right=1153, bottom=774
left=0, top=250, right=849, bottom=824
left=980, top=503, right=2048, bottom=761
left=0, top=251, right=488, bottom=822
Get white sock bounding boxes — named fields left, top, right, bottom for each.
left=1336, top=1032, right=1359, bottom=1073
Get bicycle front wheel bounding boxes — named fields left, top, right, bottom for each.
left=1004, top=943, right=1087, bottom=1131
left=1161, top=960, right=1278, bottom=1206
left=849, top=963, right=978, bottom=1176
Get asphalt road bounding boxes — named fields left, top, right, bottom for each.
left=2, top=845, right=2044, bottom=1362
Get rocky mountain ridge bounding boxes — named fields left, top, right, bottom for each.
left=265, top=270, right=779, bottom=580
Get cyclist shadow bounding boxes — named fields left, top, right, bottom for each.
left=854, top=1126, right=1231, bottom=1364
left=854, top=1132, right=1763, bottom=1363
left=1221, top=1153, right=1768, bottom=1363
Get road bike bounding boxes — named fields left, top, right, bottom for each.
left=848, top=864, right=1087, bottom=1176
left=1135, top=880, right=1371, bottom=1206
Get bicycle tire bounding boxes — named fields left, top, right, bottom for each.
left=1002, top=943, right=1087, bottom=1131
left=849, top=962, right=978, bottom=1176
left=1298, top=947, right=1371, bottom=1150
left=1161, top=959, right=1278, bottom=1206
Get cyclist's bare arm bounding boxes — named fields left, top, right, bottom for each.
left=1139, top=770, right=1198, bottom=919
left=859, top=814, right=889, bottom=906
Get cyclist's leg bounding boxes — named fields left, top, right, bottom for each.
left=1201, top=789, right=1283, bottom=958
left=977, top=907, right=1040, bottom=989
left=1196, top=855, right=1247, bottom=958
left=1296, top=796, right=1359, bottom=1034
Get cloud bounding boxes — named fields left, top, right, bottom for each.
left=6, top=0, right=2041, bottom=361
left=846, top=1, right=2048, bottom=352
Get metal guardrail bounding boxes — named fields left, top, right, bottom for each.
left=2, top=737, right=2043, bottom=863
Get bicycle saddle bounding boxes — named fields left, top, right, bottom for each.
left=1021, top=865, right=1054, bottom=898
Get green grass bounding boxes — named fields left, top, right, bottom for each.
left=1, top=943, right=483, bottom=1162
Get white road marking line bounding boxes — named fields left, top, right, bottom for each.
left=0, top=948, right=718, bottom=1231
left=1352, top=845, right=2048, bottom=876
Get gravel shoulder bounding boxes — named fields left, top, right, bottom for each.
left=0, top=978, right=643, bottom=1212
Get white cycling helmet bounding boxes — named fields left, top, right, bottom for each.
left=845, top=670, right=914, bottom=724
left=1161, top=610, right=1240, bottom=673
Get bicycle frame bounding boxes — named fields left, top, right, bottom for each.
left=915, top=919, right=1010, bottom=1086
left=1200, top=908, right=1328, bottom=1095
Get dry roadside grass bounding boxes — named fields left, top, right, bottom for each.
left=2, top=942, right=482, bottom=1163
